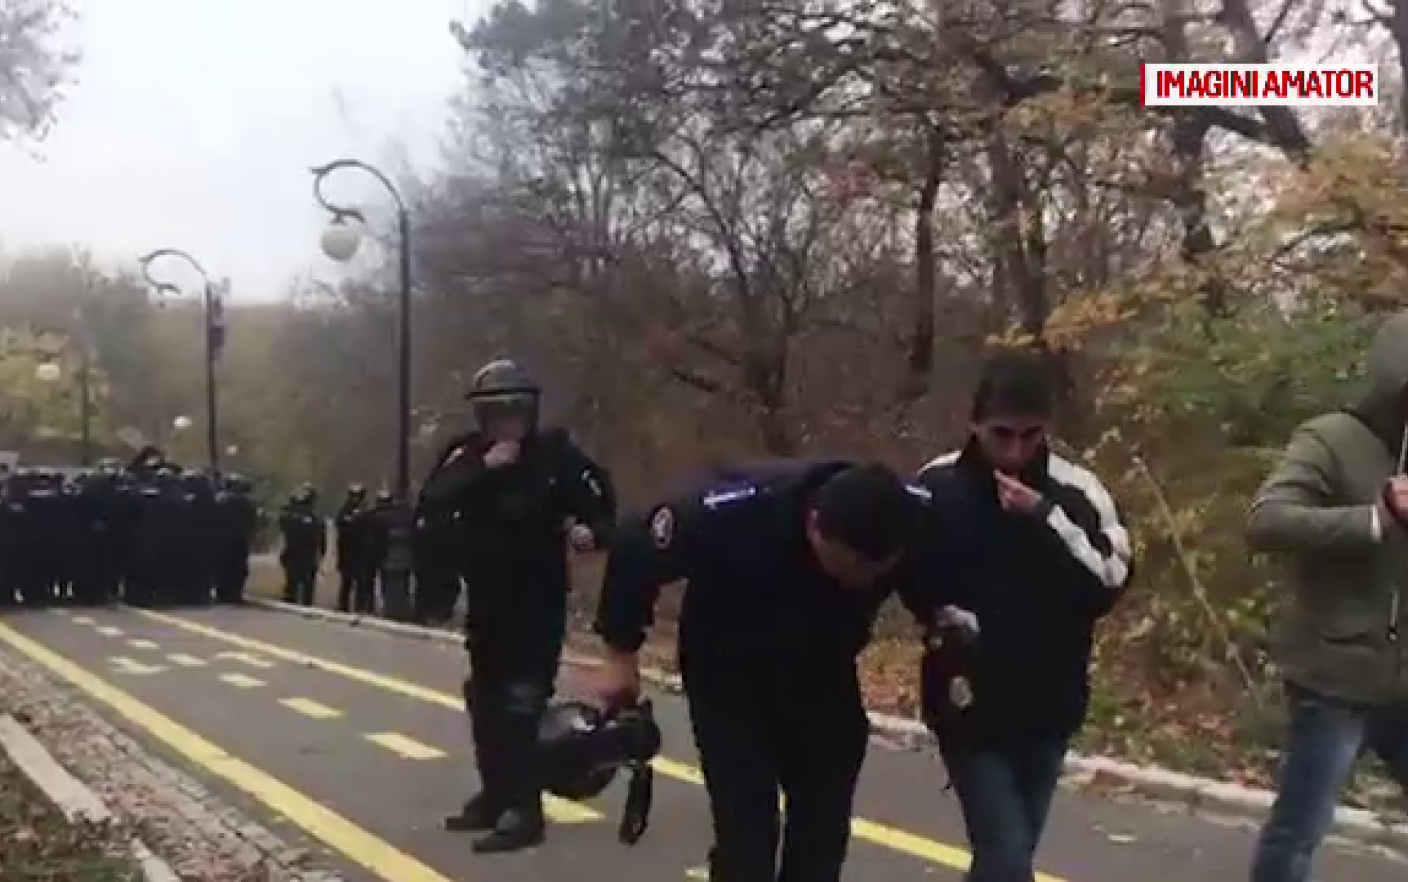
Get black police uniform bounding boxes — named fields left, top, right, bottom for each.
left=127, top=471, right=164, bottom=606
left=213, top=476, right=258, bottom=604
left=279, top=492, right=325, bottom=605
left=594, top=459, right=934, bottom=882
left=0, top=473, right=33, bottom=607
left=411, top=501, right=461, bottom=624
left=28, top=473, right=65, bottom=606
left=431, top=369, right=616, bottom=853
left=335, top=487, right=376, bottom=613
left=176, top=472, right=217, bottom=605
left=364, top=491, right=396, bottom=604
left=73, top=468, right=124, bottom=605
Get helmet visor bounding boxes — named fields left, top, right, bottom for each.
left=473, top=396, right=534, bottom=439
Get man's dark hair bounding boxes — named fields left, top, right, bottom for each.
left=810, top=463, right=920, bottom=561
left=971, top=348, right=1056, bottom=421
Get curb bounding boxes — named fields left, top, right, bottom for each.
left=0, top=715, right=180, bottom=882
left=246, top=598, right=1408, bottom=854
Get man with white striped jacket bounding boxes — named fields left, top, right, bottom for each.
left=916, top=349, right=1132, bottom=882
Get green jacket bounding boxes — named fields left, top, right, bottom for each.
left=1247, top=311, right=1408, bottom=706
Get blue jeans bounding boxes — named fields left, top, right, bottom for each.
left=1252, top=683, right=1408, bottom=882
left=943, top=739, right=1068, bottom=882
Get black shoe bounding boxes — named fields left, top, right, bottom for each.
left=471, top=809, right=545, bottom=854
left=444, top=794, right=502, bottom=832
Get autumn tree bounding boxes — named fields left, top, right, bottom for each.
left=0, top=0, right=77, bottom=142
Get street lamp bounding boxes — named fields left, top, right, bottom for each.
left=34, top=315, right=94, bottom=467
left=172, top=414, right=193, bottom=432
left=139, top=249, right=225, bottom=473
left=310, top=158, right=415, bottom=621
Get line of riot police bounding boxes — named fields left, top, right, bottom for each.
left=0, top=448, right=258, bottom=610
left=276, top=483, right=403, bottom=616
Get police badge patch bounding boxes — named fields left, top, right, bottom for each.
left=949, top=676, right=973, bottom=709
left=649, top=506, right=675, bottom=549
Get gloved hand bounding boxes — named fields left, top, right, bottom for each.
left=934, top=605, right=980, bottom=641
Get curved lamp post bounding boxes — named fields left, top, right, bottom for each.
left=139, top=249, right=224, bottom=472
left=310, top=158, right=414, bottom=620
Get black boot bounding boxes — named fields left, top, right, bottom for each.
left=471, top=807, right=545, bottom=854
left=444, top=792, right=502, bottom=832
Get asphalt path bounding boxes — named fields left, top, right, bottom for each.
left=0, top=605, right=1401, bottom=881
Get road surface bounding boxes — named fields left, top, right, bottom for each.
left=0, top=605, right=1399, bottom=881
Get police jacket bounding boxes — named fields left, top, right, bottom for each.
left=279, top=504, right=326, bottom=565
left=214, top=491, right=257, bottom=559
left=915, top=440, right=1132, bottom=752
left=594, top=459, right=933, bottom=705
left=417, top=427, right=615, bottom=578
left=335, top=502, right=373, bottom=572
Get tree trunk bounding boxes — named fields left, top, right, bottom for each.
left=900, top=125, right=944, bottom=403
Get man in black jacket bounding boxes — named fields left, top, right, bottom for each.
left=593, top=460, right=934, bottom=882
left=433, top=359, right=616, bottom=854
left=917, top=349, right=1132, bottom=882
left=279, top=486, right=325, bottom=606
left=334, top=484, right=375, bottom=613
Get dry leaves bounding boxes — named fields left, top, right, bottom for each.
left=0, top=752, right=142, bottom=881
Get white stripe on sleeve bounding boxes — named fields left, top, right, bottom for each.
left=1046, top=455, right=1132, bottom=589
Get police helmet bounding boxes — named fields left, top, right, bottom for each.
left=466, top=359, right=540, bottom=431
left=537, top=699, right=662, bottom=844
left=374, top=489, right=393, bottom=505
left=347, top=483, right=366, bottom=499
left=292, top=483, right=315, bottom=504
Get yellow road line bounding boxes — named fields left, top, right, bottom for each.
left=363, top=732, right=446, bottom=760
left=544, top=795, right=602, bottom=823
left=167, top=653, right=206, bottom=667
left=128, top=639, right=159, bottom=650
left=96, top=626, right=122, bottom=636
left=137, top=609, right=1066, bottom=880
left=219, top=673, right=264, bottom=689
left=282, top=697, right=343, bottom=720
left=138, top=610, right=459, bottom=708
left=0, top=622, right=455, bottom=882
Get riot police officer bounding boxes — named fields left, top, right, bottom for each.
left=365, top=488, right=396, bottom=606
left=279, top=485, right=325, bottom=606
left=0, top=470, right=34, bottom=607
left=335, top=484, right=376, bottom=613
left=435, top=359, right=617, bottom=854
left=412, top=483, right=462, bottom=625
left=213, top=474, right=258, bottom=604
left=72, top=463, right=124, bottom=605
left=175, top=471, right=217, bottom=605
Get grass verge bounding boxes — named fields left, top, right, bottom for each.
left=0, top=748, right=143, bottom=881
